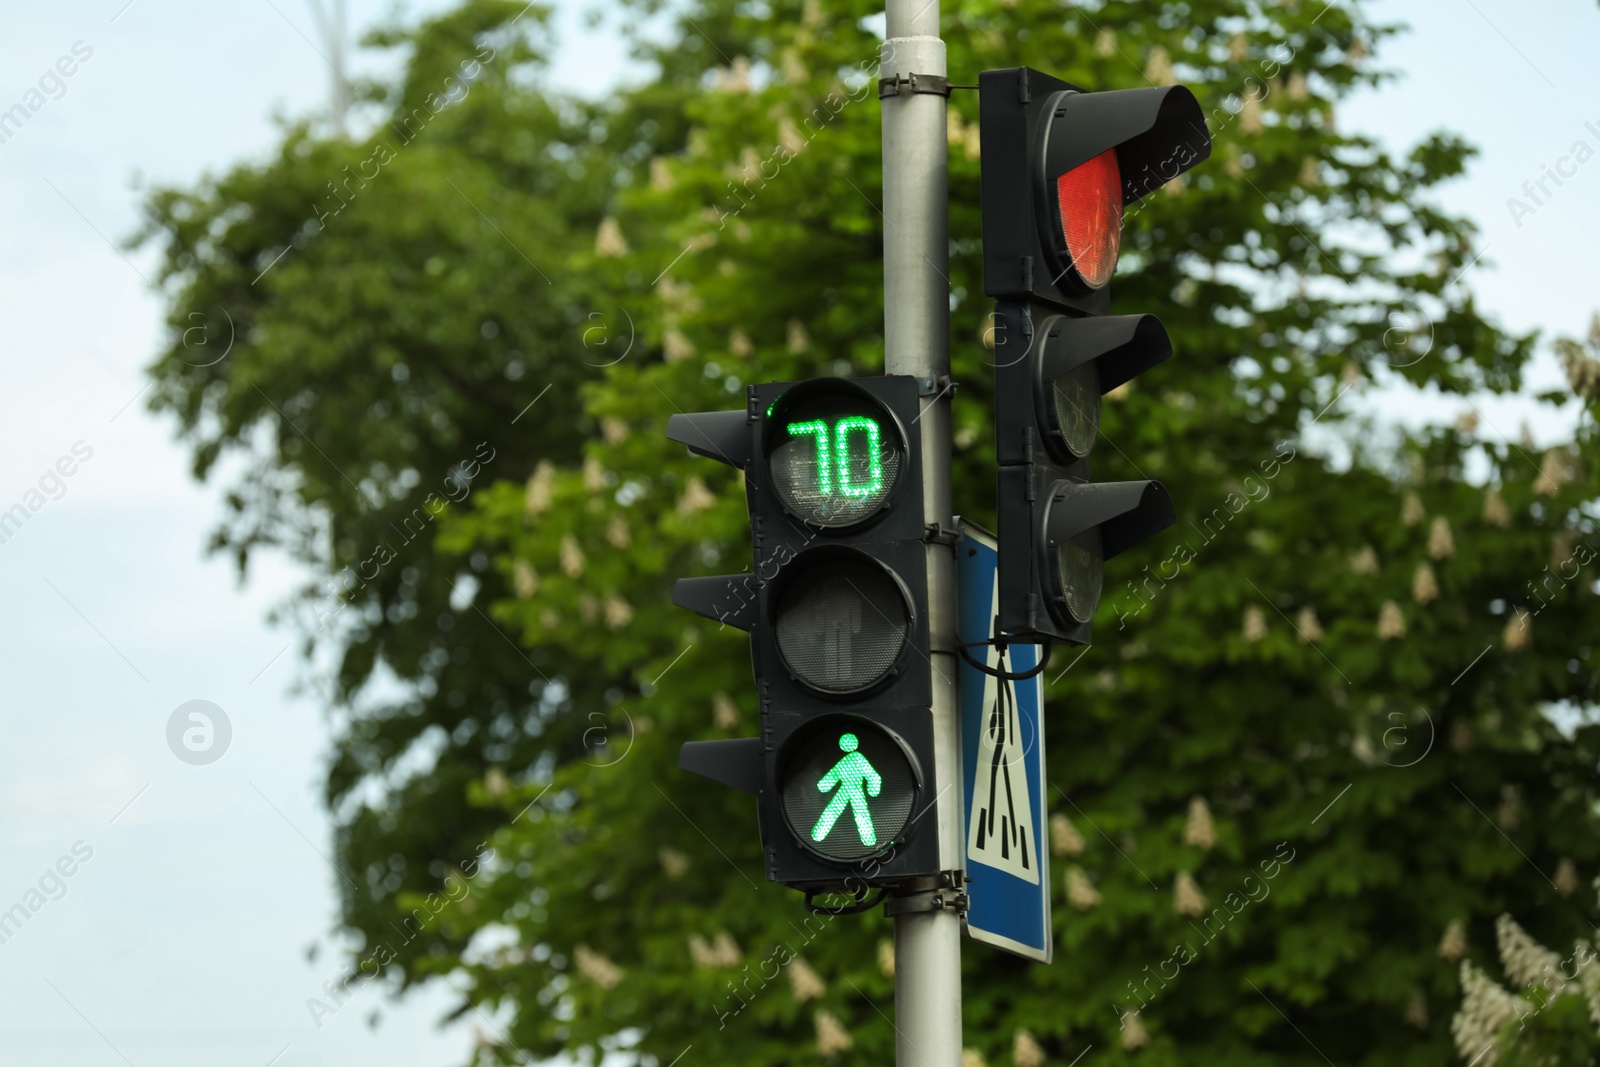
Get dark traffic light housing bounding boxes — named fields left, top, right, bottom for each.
left=669, top=377, right=945, bottom=892
left=981, top=67, right=1209, bottom=644
left=980, top=68, right=1211, bottom=314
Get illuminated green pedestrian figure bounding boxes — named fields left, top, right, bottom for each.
left=811, top=733, right=883, bottom=846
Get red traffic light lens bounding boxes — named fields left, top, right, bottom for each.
left=1055, top=148, right=1122, bottom=289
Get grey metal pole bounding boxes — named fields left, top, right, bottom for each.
left=881, top=0, right=961, bottom=1061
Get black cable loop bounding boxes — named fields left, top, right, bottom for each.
left=804, top=885, right=888, bottom=916
left=956, top=636, right=1054, bottom=681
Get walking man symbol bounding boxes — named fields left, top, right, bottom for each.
left=811, top=733, right=883, bottom=847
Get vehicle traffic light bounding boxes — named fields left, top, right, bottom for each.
left=669, top=377, right=948, bottom=894
left=979, top=67, right=1211, bottom=644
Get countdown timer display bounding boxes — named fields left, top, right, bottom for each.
left=769, top=394, right=903, bottom=528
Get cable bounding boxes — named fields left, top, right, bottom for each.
left=804, top=884, right=888, bottom=916
left=957, top=637, right=1054, bottom=681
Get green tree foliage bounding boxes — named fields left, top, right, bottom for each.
left=136, top=0, right=621, bottom=990
left=141, top=0, right=1600, bottom=1063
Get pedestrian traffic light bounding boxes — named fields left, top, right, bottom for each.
left=979, top=67, right=1210, bottom=644
left=668, top=377, right=949, bottom=895
left=783, top=725, right=915, bottom=862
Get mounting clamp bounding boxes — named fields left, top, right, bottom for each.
left=879, top=73, right=953, bottom=99
left=884, top=887, right=969, bottom=918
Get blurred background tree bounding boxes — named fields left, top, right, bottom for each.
left=1453, top=911, right=1600, bottom=1066
left=136, top=0, right=615, bottom=999
left=140, top=0, right=1600, bottom=1064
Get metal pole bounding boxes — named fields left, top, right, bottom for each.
left=881, top=0, right=961, bottom=1061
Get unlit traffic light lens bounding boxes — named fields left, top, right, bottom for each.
left=771, top=395, right=902, bottom=527
left=1056, top=527, right=1105, bottom=624
left=774, top=557, right=909, bottom=694
left=1050, top=360, right=1100, bottom=458
left=1056, top=148, right=1122, bottom=289
left=780, top=722, right=917, bottom=862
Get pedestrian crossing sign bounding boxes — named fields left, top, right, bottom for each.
left=958, top=520, right=1053, bottom=963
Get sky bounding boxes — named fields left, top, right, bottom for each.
left=0, top=1, right=1596, bottom=1065
left=1339, top=0, right=1599, bottom=449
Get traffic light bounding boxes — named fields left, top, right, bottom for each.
left=979, top=67, right=1211, bottom=644
left=669, top=377, right=948, bottom=894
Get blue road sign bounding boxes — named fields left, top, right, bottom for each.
left=957, top=520, right=1052, bottom=963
